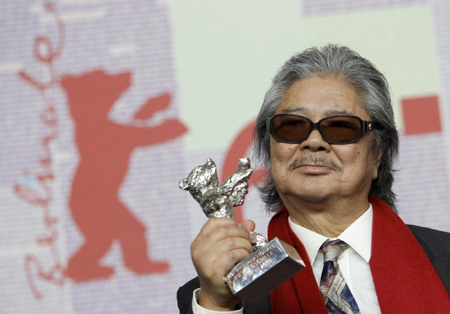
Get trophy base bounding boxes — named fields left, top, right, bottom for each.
left=225, top=237, right=305, bottom=303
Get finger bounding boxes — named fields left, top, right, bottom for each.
left=202, top=228, right=252, bottom=254
left=214, top=247, right=253, bottom=275
left=198, top=245, right=253, bottom=283
left=214, top=236, right=254, bottom=257
left=191, top=222, right=253, bottom=268
left=193, top=236, right=253, bottom=268
left=197, top=219, right=252, bottom=245
left=199, top=218, right=241, bottom=236
left=193, top=236, right=253, bottom=276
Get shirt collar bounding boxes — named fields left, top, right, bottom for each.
left=288, top=204, right=373, bottom=264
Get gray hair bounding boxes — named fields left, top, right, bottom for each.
left=254, top=44, right=399, bottom=212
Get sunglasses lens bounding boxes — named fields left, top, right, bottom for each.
left=271, top=115, right=310, bottom=143
left=320, top=116, right=362, bottom=143
left=270, top=115, right=363, bottom=144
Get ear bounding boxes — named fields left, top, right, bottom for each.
left=372, top=148, right=384, bottom=180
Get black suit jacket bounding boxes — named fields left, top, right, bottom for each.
left=177, top=225, right=450, bottom=314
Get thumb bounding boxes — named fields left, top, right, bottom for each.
left=242, top=219, right=255, bottom=232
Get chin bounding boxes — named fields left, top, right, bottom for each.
left=295, top=179, right=331, bottom=194
left=289, top=182, right=337, bottom=201
left=299, top=193, right=332, bottom=204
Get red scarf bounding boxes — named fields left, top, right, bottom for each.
left=268, top=196, right=450, bottom=313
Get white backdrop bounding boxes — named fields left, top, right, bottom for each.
left=1, top=0, right=450, bottom=313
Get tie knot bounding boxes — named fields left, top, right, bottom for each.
left=321, top=239, right=348, bottom=262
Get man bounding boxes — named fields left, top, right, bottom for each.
left=177, top=45, right=450, bottom=313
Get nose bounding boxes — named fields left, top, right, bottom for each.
left=298, top=129, right=331, bottom=152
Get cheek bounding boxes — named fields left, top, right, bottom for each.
left=270, top=141, right=297, bottom=165
left=270, top=141, right=297, bottom=180
left=335, top=145, right=373, bottom=174
left=331, top=146, right=355, bottom=165
left=350, top=145, right=376, bottom=178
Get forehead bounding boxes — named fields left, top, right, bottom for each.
left=276, top=76, right=369, bottom=119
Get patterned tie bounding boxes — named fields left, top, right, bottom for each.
left=319, top=239, right=360, bottom=314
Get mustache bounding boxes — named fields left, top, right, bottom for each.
left=288, top=155, right=340, bottom=172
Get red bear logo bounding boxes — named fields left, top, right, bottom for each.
left=61, top=69, right=187, bottom=282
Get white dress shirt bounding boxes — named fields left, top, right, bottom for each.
left=192, top=205, right=381, bottom=314
left=288, top=205, right=381, bottom=313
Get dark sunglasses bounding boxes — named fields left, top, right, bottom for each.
left=268, top=114, right=377, bottom=145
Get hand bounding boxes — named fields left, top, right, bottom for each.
left=191, top=218, right=256, bottom=311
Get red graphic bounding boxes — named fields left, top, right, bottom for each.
left=15, top=1, right=187, bottom=295
left=14, top=2, right=66, bottom=299
left=220, top=121, right=266, bottom=223
left=61, top=70, right=187, bottom=282
left=402, top=95, right=441, bottom=135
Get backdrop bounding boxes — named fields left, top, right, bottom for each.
left=1, top=0, right=450, bottom=313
